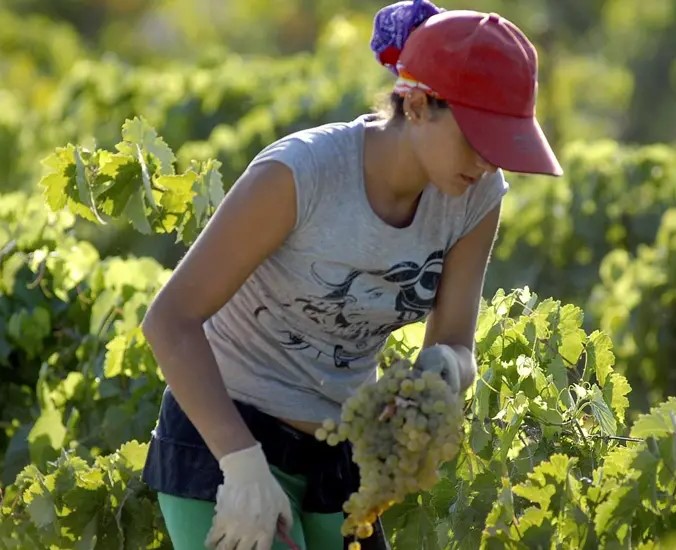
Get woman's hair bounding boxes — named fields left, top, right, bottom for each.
left=369, top=0, right=447, bottom=121
left=373, top=92, right=449, bottom=121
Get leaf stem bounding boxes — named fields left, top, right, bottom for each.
left=136, top=144, right=158, bottom=212
left=0, top=239, right=17, bottom=262
left=27, top=258, right=47, bottom=290
left=511, top=517, right=522, bottom=539
left=589, top=434, right=643, bottom=443
left=518, top=432, right=535, bottom=470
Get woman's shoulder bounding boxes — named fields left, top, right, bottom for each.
left=249, top=114, right=371, bottom=177
left=264, top=114, right=370, bottom=154
left=243, top=115, right=371, bottom=231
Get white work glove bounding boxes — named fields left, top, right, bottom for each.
left=414, top=344, right=462, bottom=394
left=205, top=442, right=294, bottom=550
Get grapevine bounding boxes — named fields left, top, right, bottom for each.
left=316, top=347, right=464, bottom=548
left=0, top=64, right=674, bottom=546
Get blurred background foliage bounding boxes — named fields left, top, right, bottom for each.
left=0, top=4, right=674, bottom=545
left=0, top=0, right=674, bottom=411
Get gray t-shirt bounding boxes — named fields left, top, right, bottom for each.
left=203, top=115, right=508, bottom=423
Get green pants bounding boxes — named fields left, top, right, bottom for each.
left=158, top=465, right=344, bottom=550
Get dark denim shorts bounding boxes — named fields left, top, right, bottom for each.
left=142, top=386, right=390, bottom=549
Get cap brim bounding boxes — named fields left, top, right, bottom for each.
left=449, top=104, right=563, bottom=176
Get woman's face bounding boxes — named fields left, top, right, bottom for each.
left=404, top=91, right=498, bottom=195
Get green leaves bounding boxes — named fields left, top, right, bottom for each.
left=0, top=442, right=170, bottom=549
left=603, top=372, right=631, bottom=422
left=386, top=288, right=676, bottom=549
left=630, top=397, right=676, bottom=439
left=589, top=418, right=675, bottom=548
left=1, top=214, right=674, bottom=550
left=117, top=440, right=149, bottom=472
left=4, top=113, right=676, bottom=548
left=589, top=385, right=617, bottom=436
left=7, top=307, right=51, bottom=359
left=40, top=145, right=77, bottom=212
left=118, top=117, right=176, bottom=176
left=38, top=117, right=224, bottom=246
left=590, top=208, right=676, bottom=409
left=585, top=331, right=615, bottom=386
left=383, top=493, right=440, bottom=550
left=125, top=188, right=153, bottom=235
left=0, top=196, right=170, bottom=495
left=27, top=409, right=66, bottom=468
left=27, top=493, right=57, bottom=529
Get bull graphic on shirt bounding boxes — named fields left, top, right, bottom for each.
left=254, top=249, right=444, bottom=369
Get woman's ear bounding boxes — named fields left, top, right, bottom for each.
left=402, top=88, right=431, bottom=123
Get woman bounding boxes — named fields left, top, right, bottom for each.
left=140, top=2, right=563, bottom=549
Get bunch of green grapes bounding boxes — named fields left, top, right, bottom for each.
left=315, top=351, right=464, bottom=549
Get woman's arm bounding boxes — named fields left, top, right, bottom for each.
left=422, top=203, right=502, bottom=392
left=141, top=160, right=297, bottom=460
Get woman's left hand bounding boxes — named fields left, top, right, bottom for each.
left=413, top=344, right=463, bottom=394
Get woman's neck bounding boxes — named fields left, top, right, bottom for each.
left=363, top=117, right=429, bottom=202
left=361, top=117, right=429, bottom=228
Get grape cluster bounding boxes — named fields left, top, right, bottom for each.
left=315, top=351, right=464, bottom=549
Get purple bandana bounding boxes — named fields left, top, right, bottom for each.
left=370, top=0, right=444, bottom=75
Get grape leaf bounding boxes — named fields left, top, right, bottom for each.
left=603, top=372, right=631, bottom=424
left=77, top=469, right=105, bottom=491
left=73, top=517, right=98, bottom=550
left=557, top=304, right=586, bottom=366
left=517, top=507, right=554, bottom=548
left=630, top=397, right=676, bottom=439
left=157, top=174, right=197, bottom=212
left=74, top=147, right=103, bottom=223
left=470, top=420, right=492, bottom=455
left=483, top=478, right=515, bottom=539
left=544, top=356, right=569, bottom=394
left=53, top=372, right=85, bottom=404
left=589, top=385, right=617, bottom=436
left=123, top=188, right=152, bottom=235
left=594, top=485, right=639, bottom=539
left=103, top=335, right=127, bottom=378
left=40, top=172, right=69, bottom=211
left=475, top=305, right=498, bottom=343
left=528, top=454, right=575, bottom=485
left=206, top=161, right=225, bottom=205
left=516, top=355, right=535, bottom=380
left=95, top=160, right=141, bottom=218
left=528, top=398, right=564, bottom=430
left=27, top=408, right=66, bottom=466
left=513, top=483, right=556, bottom=510
left=386, top=495, right=440, bottom=550
left=89, top=288, right=119, bottom=335
left=49, top=241, right=99, bottom=301
left=119, top=117, right=175, bottom=175
left=530, top=298, right=558, bottom=339
left=600, top=446, right=639, bottom=479
left=117, top=441, right=148, bottom=472
left=585, top=331, right=615, bottom=386
left=40, top=145, right=77, bottom=212
left=496, top=392, right=528, bottom=462
left=120, top=495, right=160, bottom=549
left=27, top=493, right=56, bottom=529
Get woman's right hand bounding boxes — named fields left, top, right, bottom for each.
left=139, top=148, right=302, bottom=548
left=205, top=443, right=295, bottom=550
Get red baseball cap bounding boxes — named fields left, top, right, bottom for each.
left=398, top=10, right=563, bottom=176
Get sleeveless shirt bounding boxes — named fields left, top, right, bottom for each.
left=203, top=115, right=509, bottom=423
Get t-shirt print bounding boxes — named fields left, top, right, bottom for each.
left=254, top=249, right=443, bottom=368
